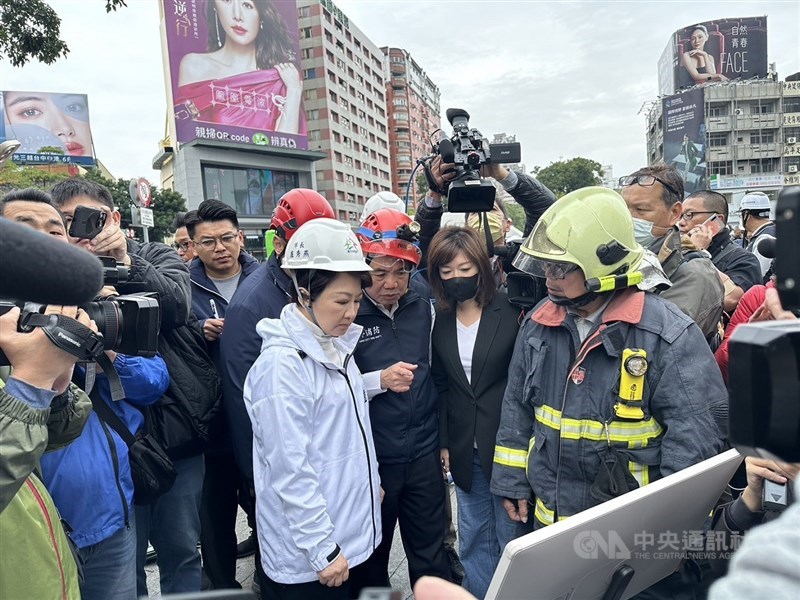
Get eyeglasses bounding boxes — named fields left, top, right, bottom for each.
left=194, top=234, right=239, bottom=250
left=540, top=261, right=580, bottom=280
left=679, top=211, right=717, bottom=222
left=619, top=174, right=681, bottom=198
left=172, top=241, right=190, bottom=252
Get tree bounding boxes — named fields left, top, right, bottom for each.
left=83, top=169, right=187, bottom=242
left=504, top=200, right=525, bottom=233
left=531, top=158, right=604, bottom=198
left=0, top=0, right=126, bottom=67
left=0, top=160, right=69, bottom=192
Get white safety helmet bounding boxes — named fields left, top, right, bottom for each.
left=738, top=191, right=771, bottom=214
left=361, top=191, right=406, bottom=223
left=281, top=218, right=371, bottom=273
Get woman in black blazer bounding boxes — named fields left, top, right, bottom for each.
left=428, top=226, right=532, bottom=599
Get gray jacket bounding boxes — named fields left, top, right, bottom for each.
left=651, top=229, right=724, bottom=341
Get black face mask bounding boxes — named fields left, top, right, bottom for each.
left=442, top=274, right=480, bottom=303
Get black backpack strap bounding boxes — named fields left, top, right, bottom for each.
left=88, top=386, right=137, bottom=447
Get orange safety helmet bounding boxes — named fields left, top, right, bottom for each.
left=270, top=189, right=335, bottom=241
left=356, top=208, right=422, bottom=267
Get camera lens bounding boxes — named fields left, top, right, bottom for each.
left=83, top=300, right=122, bottom=351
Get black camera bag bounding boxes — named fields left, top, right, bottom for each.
left=89, top=388, right=177, bottom=505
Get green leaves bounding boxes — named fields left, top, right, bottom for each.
left=531, top=158, right=604, bottom=198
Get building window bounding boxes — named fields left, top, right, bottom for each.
left=301, top=48, right=314, bottom=59
left=309, top=130, right=321, bottom=141
left=708, top=103, right=728, bottom=117
left=708, top=132, right=728, bottom=147
left=750, top=131, right=776, bottom=144
left=708, top=161, right=733, bottom=176
left=202, top=165, right=298, bottom=217
left=298, top=6, right=310, bottom=18
left=307, top=109, right=319, bottom=121
left=303, top=68, right=316, bottom=79
left=754, top=102, right=775, bottom=114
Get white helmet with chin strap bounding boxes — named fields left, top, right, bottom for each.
left=360, top=191, right=406, bottom=223
left=282, top=218, right=372, bottom=273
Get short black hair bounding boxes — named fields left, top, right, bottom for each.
left=0, top=188, right=59, bottom=217
left=51, top=179, right=115, bottom=210
left=627, top=163, right=684, bottom=208
left=171, top=211, right=190, bottom=231
left=687, top=190, right=729, bottom=223
left=288, top=269, right=372, bottom=304
left=185, top=199, right=239, bottom=238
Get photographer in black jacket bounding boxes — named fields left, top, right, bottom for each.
left=51, top=179, right=220, bottom=596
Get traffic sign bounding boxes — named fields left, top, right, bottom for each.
left=140, top=207, right=155, bottom=227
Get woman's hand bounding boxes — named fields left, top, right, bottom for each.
left=275, top=62, right=302, bottom=95
left=440, top=448, right=450, bottom=473
left=317, top=553, right=349, bottom=587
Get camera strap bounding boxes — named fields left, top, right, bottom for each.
left=20, top=313, right=125, bottom=401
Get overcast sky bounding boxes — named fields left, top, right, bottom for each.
left=3, top=0, right=798, bottom=185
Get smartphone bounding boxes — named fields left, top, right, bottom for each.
left=68, top=205, right=107, bottom=239
left=700, top=213, right=720, bottom=226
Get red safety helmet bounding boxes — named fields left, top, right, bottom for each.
left=271, top=189, right=335, bottom=241
left=356, top=208, right=422, bottom=267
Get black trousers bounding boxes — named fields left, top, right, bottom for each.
left=373, top=449, right=451, bottom=587
left=260, top=553, right=384, bottom=600
left=199, top=450, right=241, bottom=589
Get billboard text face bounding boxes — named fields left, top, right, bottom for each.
left=658, top=17, right=768, bottom=95
left=0, top=91, right=96, bottom=166
left=161, top=0, right=307, bottom=150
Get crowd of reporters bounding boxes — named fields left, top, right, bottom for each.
left=0, top=155, right=796, bottom=600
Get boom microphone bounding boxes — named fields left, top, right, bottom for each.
left=0, top=218, right=104, bottom=304
left=439, top=138, right=455, bottom=164
left=756, top=235, right=776, bottom=259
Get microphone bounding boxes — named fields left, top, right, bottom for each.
left=0, top=218, right=104, bottom=304
left=756, top=236, right=776, bottom=259
left=439, top=138, right=455, bottom=164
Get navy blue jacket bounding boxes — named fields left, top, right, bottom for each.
left=219, top=253, right=293, bottom=481
left=352, top=280, right=439, bottom=464
left=189, top=253, right=260, bottom=324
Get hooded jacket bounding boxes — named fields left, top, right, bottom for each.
left=244, top=304, right=382, bottom=584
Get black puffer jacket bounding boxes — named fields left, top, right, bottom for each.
left=123, top=240, right=221, bottom=458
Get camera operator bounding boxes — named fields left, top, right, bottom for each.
left=0, top=300, right=94, bottom=599
left=415, top=156, right=555, bottom=283
left=51, top=179, right=221, bottom=596
left=1, top=187, right=172, bottom=598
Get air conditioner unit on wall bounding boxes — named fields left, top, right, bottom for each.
left=789, top=165, right=799, bottom=173
left=788, top=137, right=798, bottom=144
left=734, top=108, right=744, bottom=116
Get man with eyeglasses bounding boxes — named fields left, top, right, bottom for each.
left=183, top=199, right=259, bottom=592
left=51, top=178, right=220, bottom=596
left=619, top=164, right=724, bottom=345
left=678, top=191, right=762, bottom=312
left=352, top=207, right=452, bottom=587
left=171, top=212, right=197, bottom=263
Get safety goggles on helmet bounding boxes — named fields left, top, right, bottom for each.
left=356, top=220, right=422, bottom=267
left=525, top=259, right=581, bottom=280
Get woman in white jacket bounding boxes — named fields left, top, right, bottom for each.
left=244, top=218, right=383, bottom=599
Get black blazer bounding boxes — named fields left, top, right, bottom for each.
left=432, top=293, right=523, bottom=491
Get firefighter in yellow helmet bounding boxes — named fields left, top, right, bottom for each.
left=490, top=187, right=727, bottom=592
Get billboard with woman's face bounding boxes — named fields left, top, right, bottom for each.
left=0, top=91, right=96, bottom=165
left=658, top=16, right=768, bottom=96
left=161, top=0, right=307, bottom=150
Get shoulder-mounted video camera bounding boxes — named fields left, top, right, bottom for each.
left=424, top=108, right=521, bottom=213
left=728, top=186, right=800, bottom=466
left=0, top=255, right=161, bottom=366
